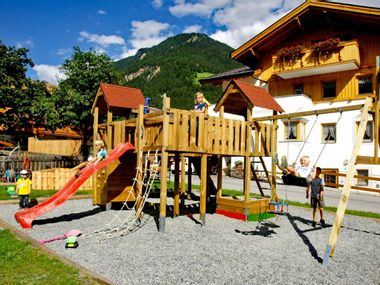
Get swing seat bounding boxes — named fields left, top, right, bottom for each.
left=269, top=201, right=289, bottom=214
left=282, top=174, right=308, bottom=187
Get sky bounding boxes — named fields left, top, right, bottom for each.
left=1, top=0, right=379, bottom=85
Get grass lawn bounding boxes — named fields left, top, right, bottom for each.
left=0, top=185, right=92, bottom=201
left=0, top=230, right=100, bottom=284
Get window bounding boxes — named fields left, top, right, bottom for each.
left=323, top=81, right=336, bottom=98
left=358, top=75, right=373, bottom=94
left=284, top=121, right=305, bottom=141
left=323, top=168, right=338, bottom=188
left=356, top=169, right=369, bottom=186
left=322, top=123, right=337, bottom=143
left=294, top=83, right=304, bottom=95
left=356, top=121, right=373, bottom=142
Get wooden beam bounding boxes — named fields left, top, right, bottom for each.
left=356, top=155, right=380, bottom=165
left=323, top=96, right=371, bottom=265
left=92, top=107, right=99, bottom=204
left=295, top=16, right=305, bottom=31
left=159, top=97, right=170, bottom=232
left=135, top=105, right=145, bottom=219
left=270, top=112, right=279, bottom=202
left=199, top=154, right=208, bottom=226
left=244, top=109, right=252, bottom=204
left=173, top=153, right=180, bottom=217
left=252, top=104, right=364, bottom=122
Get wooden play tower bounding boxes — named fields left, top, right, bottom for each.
left=91, top=80, right=284, bottom=232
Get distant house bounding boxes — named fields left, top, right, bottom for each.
left=203, top=0, right=380, bottom=188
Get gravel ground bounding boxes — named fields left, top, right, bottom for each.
left=1, top=199, right=379, bottom=285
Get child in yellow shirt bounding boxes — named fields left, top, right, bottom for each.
left=16, top=170, right=32, bottom=209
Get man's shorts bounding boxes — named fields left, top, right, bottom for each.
left=310, top=197, right=324, bottom=209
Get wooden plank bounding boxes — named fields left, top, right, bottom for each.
left=324, top=96, right=371, bottom=263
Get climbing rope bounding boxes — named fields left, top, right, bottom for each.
left=87, top=149, right=161, bottom=240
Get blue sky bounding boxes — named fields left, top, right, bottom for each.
left=1, top=0, right=379, bottom=84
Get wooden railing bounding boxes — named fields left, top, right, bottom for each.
left=323, top=171, right=380, bottom=194
left=272, top=39, right=360, bottom=74
left=101, top=108, right=273, bottom=157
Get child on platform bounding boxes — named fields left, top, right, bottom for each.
left=306, top=167, right=325, bottom=227
left=193, top=92, right=208, bottom=113
left=16, top=169, right=32, bottom=209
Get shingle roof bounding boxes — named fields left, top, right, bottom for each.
left=99, top=83, right=145, bottom=109
left=234, top=80, right=284, bottom=113
left=214, top=80, right=284, bottom=115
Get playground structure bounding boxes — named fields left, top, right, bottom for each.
left=91, top=79, right=285, bottom=232
left=92, top=75, right=378, bottom=264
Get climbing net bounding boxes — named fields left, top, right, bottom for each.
left=87, top=149, right=160, bottom=240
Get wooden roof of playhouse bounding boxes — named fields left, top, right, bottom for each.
left=232, top=0, right=380, bottom=66
left=214, top=79, right=284, bottom=117
left=92, top=83, right=145, bottom=116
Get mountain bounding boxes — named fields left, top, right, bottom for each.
left=114, top=33, right=243, bottom=110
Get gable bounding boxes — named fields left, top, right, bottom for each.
left=232, top=1, right=380, bottom=67
left=214, top=80, right=284, bottom=116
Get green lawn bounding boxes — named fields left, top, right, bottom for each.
left=0, top=230, right=100, bottom=284
left=0, top=185, right=92, bottom=201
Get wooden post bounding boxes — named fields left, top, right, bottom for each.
left=173, top=153, right=180, bottom=217
left=92, top=107, right=99, bottom=204
left=199, top=154, right=208, bottom=226
left=180, top=155, right=186, bottom=211
left=244, top=109, right=252, bottom=206
left=135, top=105, right=144, bottom=218
left=159, top=97, right=170, bottom=232
left=217, top=155, right=223, bottom=199
left=374, top=56, right=380, bottom=161
left=323, top=97, right=371, bottom=265
left=217, top=106, right=225, bottom=200
left=271, top=111, right=278, bottom=202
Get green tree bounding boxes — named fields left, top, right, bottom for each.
left=0, top=41, right=49, bottom=135
left=46, top=47, right=122, bottom=157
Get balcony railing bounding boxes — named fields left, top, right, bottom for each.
left=272, top=40, right=360, bottom=79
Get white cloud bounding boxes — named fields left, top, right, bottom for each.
left=16, top=37, right=34, bottom=49
left=152, top=0, right=163, bottom=9
left=33, top=64, right=66, bottom=85
left=170, top=0, right=304, bottom=48
left=79, top=31, right=126, bottom=47
left=169, top=0, right=230, bottom=18
left=57, top=48, right=71, bottom=56
left=183, top=25, right=203, bottom=33
left=129, top=20, right=172, bottom=50
left=97, top=9, right=107, bottom=15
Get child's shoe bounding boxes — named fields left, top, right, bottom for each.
left=320, top=219, right=326, bottom=227
left=273, top=153, right=279, bottom=165
left=280, top=156, right=288, bottom=169
left=312, top=221, right=316, bottom=227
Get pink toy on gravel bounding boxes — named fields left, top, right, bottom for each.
left=38, top=229, right=82, bottom=245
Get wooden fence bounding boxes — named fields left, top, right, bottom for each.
left=32, top=168, right=92, bottom=190
left=28, top=137, right=81, bottom=156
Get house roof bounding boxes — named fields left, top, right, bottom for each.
left=232, top=0, right=380, bottom=66
left=92, top=83, right=145, bottom=115
left=214, top=79, right=284, bottom=116
left=199, top=66, right=255, bottom=85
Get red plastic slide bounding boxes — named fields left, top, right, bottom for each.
left=15, top=142, right=135, bottom=229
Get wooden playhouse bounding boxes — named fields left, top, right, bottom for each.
left=91, top=80, right=284, bottom=231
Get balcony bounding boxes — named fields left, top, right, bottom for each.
left=272, top=40, right=360, bottom=79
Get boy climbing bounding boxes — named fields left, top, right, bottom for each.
left=306, top=167, right=325, bottom=227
